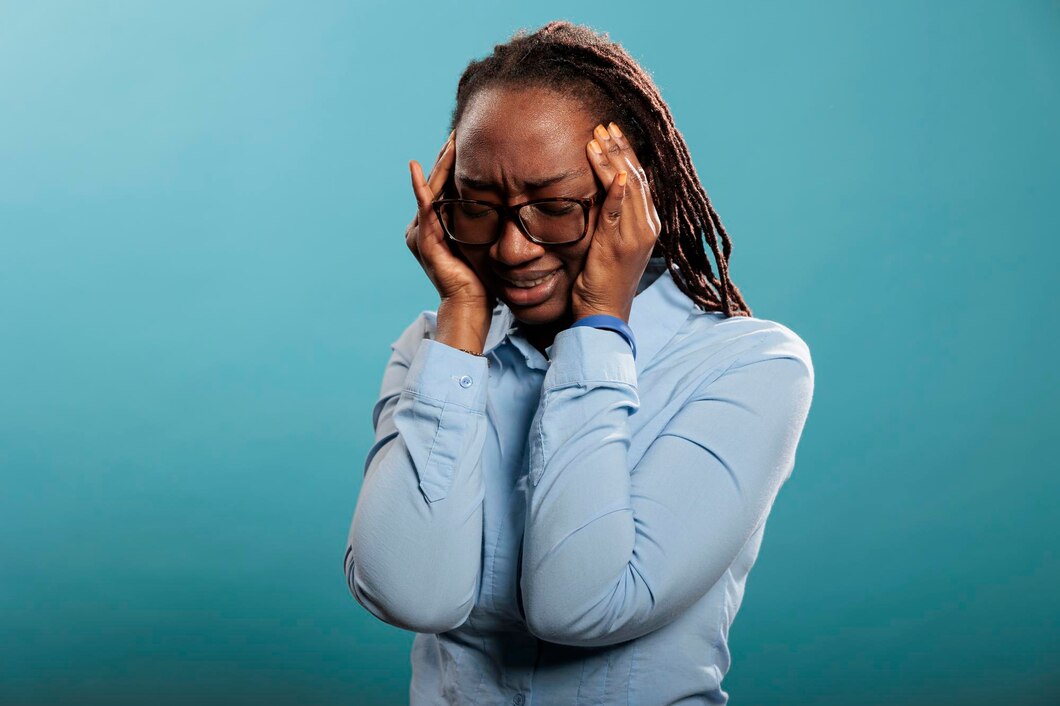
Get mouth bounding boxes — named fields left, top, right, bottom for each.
left=498, top=269, right=561, bottom=307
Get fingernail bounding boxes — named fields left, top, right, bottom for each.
left=589, top=139, right=603, bottom=155
left=595, top=124, right=610, bottom=141
left=617, top=171, right=628, bottom=186
left=608, top=122, right=623, bottom=138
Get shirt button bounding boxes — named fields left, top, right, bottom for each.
left=459, top=375, right=473, bottom=388
left=512, top=694, right=525, bottom=706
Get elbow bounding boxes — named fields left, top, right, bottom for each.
left=344, top=548, right=473, bottom=634
left=522, top=593, right=627, bottom=648
left=521, top=569, right=665, bottom=648
left=524, top=606, right=619, bottom=648
left=523, top=606, right=577, bottom=646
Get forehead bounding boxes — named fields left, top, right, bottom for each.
left=456, top=86, right=597, bottom=190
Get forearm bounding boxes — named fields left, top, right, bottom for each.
left=520, top=326, right=815, bottom=647
left=346, top=333, right=490, bottom=634
left=521, top=326, right=641, bottom=641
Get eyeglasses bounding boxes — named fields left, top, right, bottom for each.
left=431, top=192, right=603, bottom=246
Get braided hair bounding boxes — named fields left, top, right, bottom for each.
left=447, top=20, right=752, bottom=317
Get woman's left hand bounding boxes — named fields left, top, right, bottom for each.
left=571, top=121, right=662, bottom=323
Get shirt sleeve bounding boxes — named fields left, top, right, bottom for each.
left=344, top=314, right=490, bottom=634
left=520, top=325, right=814, bottom=647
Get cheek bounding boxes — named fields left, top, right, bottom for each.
left=566, top=242, right=592, bottom=275
left=455, top=246, right=485, bottom=270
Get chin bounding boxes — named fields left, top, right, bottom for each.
left=506, top=295, right=569, bottom=325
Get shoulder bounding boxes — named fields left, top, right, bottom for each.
left=709, top=311, right=811, bottom=367
left=668, top=309, right=814, bottom=387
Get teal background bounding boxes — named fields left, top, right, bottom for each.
left=2, top=1, right=1057, bottom=704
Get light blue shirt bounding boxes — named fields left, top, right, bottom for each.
left=345, top=258, right=815, bottom=705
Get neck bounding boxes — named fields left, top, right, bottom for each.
left=518, top=310, right=575, bottom=358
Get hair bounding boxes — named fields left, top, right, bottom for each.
left=446, top=20, right=752, bottom=318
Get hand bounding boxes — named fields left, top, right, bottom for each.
left=406, top=131, right=495, bottom=313
left=571, top=122, right=662, bottom=323
left=407, top=131, right=496, bottom=354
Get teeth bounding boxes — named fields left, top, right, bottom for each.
left=508, top=270, right=557, bottom=288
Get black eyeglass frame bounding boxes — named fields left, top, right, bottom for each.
left=431, top=192, right=603, bottom=246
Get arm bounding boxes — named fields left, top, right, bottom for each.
left=520, top=325, right=814, bottom=647
left=344, top=314, right=490, bottom=634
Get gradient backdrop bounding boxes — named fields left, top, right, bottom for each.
left=2, top=1, right=1057, bottom=704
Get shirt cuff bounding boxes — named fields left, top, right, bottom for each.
left=404, top=338, right=490, bottom=413
left=544, top=325, right=637, bottom=392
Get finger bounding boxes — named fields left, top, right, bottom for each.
left=409, top=159, right=431, bottom=211
left=408, top=159, right=450, bottom=260
left=601, top=123, right=657, bottom=238
left=409, top=160, right=441, bottom=241
left=596, top=168, right=628, bottom=240
left=405, top=214, right=422, bottom=261
left=591, top=123, right=645, bottom=217
left=425, top=134, right=456, bottom=198
left=590, top=125, right=652, bottom=243
left=604, top=123, right=650, bottom=186
left=586, top=132, right=618, bottom=194
left=432, top=129, right=456, bottom=165
left=618, top=157, right=659, bottom=237
left=409, top=132, right=453, bottom=218
left=586, top=138, right=637, bottom=243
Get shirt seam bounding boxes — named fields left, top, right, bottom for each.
left=420, top=401, right=449, bottom=502
left=543, top=379, right=637, bottom=394
left=401, top=387, right=486, bottom=415
left=626, top=638, right=639, bottom=706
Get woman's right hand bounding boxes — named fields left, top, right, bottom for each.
left=407, top=132, right=495, bottom=352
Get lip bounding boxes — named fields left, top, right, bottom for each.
left=498, top=268, right=561, bottom=283
left=498, top=269, right=561, bottom=307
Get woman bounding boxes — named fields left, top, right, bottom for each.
left=345, top=21, right=814, bottom=705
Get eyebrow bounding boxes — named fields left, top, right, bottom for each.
left=456, top=168, right=588, bottom=192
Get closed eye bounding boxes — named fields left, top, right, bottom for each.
left=458, top=203, right=496, bottom=218
left=535, top=203, right=577, bottom=217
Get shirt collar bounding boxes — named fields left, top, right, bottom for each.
left=482, top=258, right=697, bottom=373
left=626, top=262, right=698, bottom=372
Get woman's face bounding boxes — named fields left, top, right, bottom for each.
left=452, top=86, right=602, bottom=326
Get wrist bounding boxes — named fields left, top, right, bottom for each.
left=572, top=308, right=630, bottom=324
left=436, top=298, right=491, bottom=354
left=568, top=314, right=637, bottom=359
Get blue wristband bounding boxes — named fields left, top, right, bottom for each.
left=570, top=314, right=637, bottom=359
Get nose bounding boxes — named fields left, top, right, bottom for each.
left=489, top=212, right=546, bottom=265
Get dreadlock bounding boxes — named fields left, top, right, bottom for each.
left=447, top=20, right=752, bottom=317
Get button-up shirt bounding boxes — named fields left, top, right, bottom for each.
left=345, top=258, right=815, bottom=705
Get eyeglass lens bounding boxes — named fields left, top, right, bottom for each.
left=437, top=201, right=585, bottom=245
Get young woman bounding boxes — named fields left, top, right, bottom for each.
left=345, top=21, right=814, bottom=705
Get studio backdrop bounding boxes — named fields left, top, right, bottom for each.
left=1, top=1, right=1056, bottom=705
